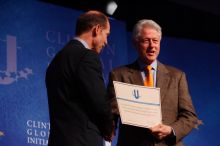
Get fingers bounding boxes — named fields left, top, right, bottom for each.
left=149, top=124, right=162, bottom=132
left=104, top=121, right=116, bottom=142
left=104, top=135, right=112, bottom=142
left=149, top=124, right=172, bottom=140
left=104, top=130, right=115, bottom=142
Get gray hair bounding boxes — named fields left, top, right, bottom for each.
left=132, top=19, right=162, bottom=40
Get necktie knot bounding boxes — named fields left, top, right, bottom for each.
left=146, top=65, right=152, bottom=72
left=144, top=65, right=153, bottom=87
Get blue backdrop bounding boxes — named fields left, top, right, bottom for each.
left=1, top=0, right=220, bottom=146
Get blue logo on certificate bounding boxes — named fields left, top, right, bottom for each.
left=132, top=89, right=140, bottom=99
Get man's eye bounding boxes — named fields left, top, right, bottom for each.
left=144, top=40, right=149, bottom=44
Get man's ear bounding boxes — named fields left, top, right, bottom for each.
left=92, top=27, right=97, bottom=37
left=92, top=25, right=101, bottom=37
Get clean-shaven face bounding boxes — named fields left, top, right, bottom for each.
left=93, top=22, right=110, bottom=54
left=135, top=27, right=161, bottom=64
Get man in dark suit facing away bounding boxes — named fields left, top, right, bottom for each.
left=45, top=10, right=114, bottom=146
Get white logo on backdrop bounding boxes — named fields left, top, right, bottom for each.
left=26, top=120, right=50, bottom=145
left=0, top=35, right=33, bottom=85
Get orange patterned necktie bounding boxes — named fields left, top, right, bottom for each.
left=144, top=65, right=153, bottom=87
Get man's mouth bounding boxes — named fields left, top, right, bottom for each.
left=147, top=51, right=155, bottom=56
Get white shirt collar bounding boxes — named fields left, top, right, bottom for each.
left=74, top=37, right=91, bottom=50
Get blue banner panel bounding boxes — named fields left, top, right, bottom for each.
left=0, top=1, right=127, bottom=146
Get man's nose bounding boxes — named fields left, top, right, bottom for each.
left=149, top=40, right=154, bottom=46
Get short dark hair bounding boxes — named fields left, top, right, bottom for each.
left=75, top=10, right=109, bottom=36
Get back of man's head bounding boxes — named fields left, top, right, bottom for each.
left=75, top=10, right=109, bottom=36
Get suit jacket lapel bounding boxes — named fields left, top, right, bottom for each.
left=127, top=61, right=171, bottom=102
left=127, top=61, right=144, bottom=86
left=156, top=61, right=170, bottom=102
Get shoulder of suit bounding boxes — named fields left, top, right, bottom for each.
left=65, top=40, right=96, bottom=54
left=163, top=64, right=185, bottom=76
left=159, top=62, right=185, bottom=76
left=59, top=40, right=99, bottom=64
left=111, top=62, right=139, bottom=74
left=111, top=65, right=128, bottom=72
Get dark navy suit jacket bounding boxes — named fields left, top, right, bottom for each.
left=46, top=40, right=113, bottom=146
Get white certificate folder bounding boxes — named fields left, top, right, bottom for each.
left=113, top=81, right=162, bottom=128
